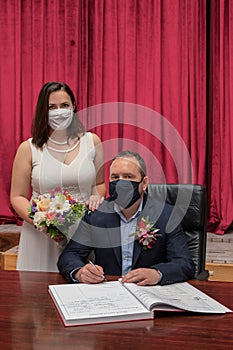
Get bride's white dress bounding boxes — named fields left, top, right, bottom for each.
left=17, top=132, right=96, bottom=272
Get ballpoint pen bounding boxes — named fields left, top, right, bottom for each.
left=88, top=260, right=107, bottom=281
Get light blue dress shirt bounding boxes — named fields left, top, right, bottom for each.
left=114, top=200, right=143, bottom=276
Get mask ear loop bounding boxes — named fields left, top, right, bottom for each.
left=139, top=176, right=145, bottom=184
left=140, top=176, right=149, bottom=194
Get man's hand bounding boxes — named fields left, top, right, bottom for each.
left=75, top=263, right=105, bottom=284
left=121, top=268, right=161, bottom=286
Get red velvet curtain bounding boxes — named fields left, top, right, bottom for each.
left=0, top=0, right=232, bottom=234
left=207, top=0, right=233, bottom=234
left=79, top=0, right=206, bottom=190
left=0, top=0, right=83, bottom=223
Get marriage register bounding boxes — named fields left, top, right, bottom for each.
left=48, top=281, right=231, bottom=327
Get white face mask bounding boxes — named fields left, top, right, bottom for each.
left=48, top=108, right=74, bottom=130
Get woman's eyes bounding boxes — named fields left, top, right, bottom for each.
left=48, top=103, right=71, bottom=110
left=62, top=103, right=70, bottom=108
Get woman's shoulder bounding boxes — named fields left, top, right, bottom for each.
left=16, top=138, right=44, bottom=157
left=81, top=132, right=102, bottom=146
left=14, top=139, right=32, bottom=162
left=89, top=132, right=102, bottom=145
left=17, top=139, right=32, bottom=153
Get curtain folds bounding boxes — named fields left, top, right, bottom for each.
left=0, top=0, right=232, bottom=234
left=74, top=0, right=207, bottom=186
left=207, top=0, right=233, bottom=233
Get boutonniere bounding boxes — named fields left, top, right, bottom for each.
left=131, top=216, right=160, bottom=250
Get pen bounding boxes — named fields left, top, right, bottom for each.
left=88, top=260, right=107, bottom=281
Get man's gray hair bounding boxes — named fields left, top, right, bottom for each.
left=110, top=150, right=147, bottom=178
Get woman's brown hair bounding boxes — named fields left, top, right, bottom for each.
left=31, top=82, right=85, bottom=147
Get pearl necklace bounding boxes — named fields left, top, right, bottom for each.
left=46, top=139, right=80, bottom=153
left=48, top=137, right=67, bottom=145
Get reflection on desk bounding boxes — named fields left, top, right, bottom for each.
left=0, top=270, right=233, bottom=350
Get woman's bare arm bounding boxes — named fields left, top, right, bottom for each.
left=10, top=141, right=33, bottom=224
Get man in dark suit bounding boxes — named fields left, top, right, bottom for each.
left=58, top=150, right=195, bottom=285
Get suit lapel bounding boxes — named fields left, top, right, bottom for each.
left=132, top=239, right=142, bottom=267
left=132, top=196, right=159, bottom=267
left=105, top=212, right=122, bottom=269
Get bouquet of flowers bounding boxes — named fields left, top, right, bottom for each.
left=131, top=216, right=160, bottom=250
left=27, top=187, right=88, bottom=239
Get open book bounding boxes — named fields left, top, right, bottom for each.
left=48, top=281, right=232, bottom=327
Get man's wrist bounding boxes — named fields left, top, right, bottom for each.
left=70, top=267, right=82, bottom=282
left=154, top=269, right=163, bottom=284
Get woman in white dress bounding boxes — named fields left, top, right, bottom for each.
left=10, top=82, right=106, bottom=272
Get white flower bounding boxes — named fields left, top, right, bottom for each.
left=33, top=211, right=46, bottom=227
left=49, top=195, right=71, bottom=214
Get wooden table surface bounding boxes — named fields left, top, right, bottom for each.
left=0, top=270, right=232, bottom=350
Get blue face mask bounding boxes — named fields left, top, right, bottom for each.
left=109, top=179, right=142, bottom=209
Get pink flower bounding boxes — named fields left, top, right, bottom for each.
left=58, top=215, right=65, bottom=224
left=46, top=212, right=56, bottom=221
left=138, top=220, right=147, bottom=229
left=131, top=217, right=160, bottom=250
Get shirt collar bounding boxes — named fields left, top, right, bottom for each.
left=114, top=199, right=143, bottom=222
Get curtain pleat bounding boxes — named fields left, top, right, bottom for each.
left=207, top=0, right=233, bottom=233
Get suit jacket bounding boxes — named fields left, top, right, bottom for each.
left=58, top=193, right=195, bottom=285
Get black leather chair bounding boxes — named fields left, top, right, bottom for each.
left=147, top=184, right=209, bottom=280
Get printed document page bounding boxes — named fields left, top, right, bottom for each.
left=49, top=281, right=151, bottom=322
left=124, top=282, right=232, bottom=313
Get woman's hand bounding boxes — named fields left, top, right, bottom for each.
left=51, top=233, right=67, bottom=248
left=40, top=227, right=67, bottom=247
left=86, top=194, right=104, bottom=211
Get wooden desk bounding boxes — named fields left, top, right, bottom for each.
left=0, top=271, right=232, bottom=350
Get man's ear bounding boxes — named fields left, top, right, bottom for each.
left=142, top=176, right=149, bottom=192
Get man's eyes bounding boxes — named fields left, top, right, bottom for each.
left=111, top=175, right=133, bottom=180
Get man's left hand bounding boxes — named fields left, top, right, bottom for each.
left=121, top=268, right=161, bottom=286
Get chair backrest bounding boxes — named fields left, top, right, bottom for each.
left=147, top=184, right=208, bottom=280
